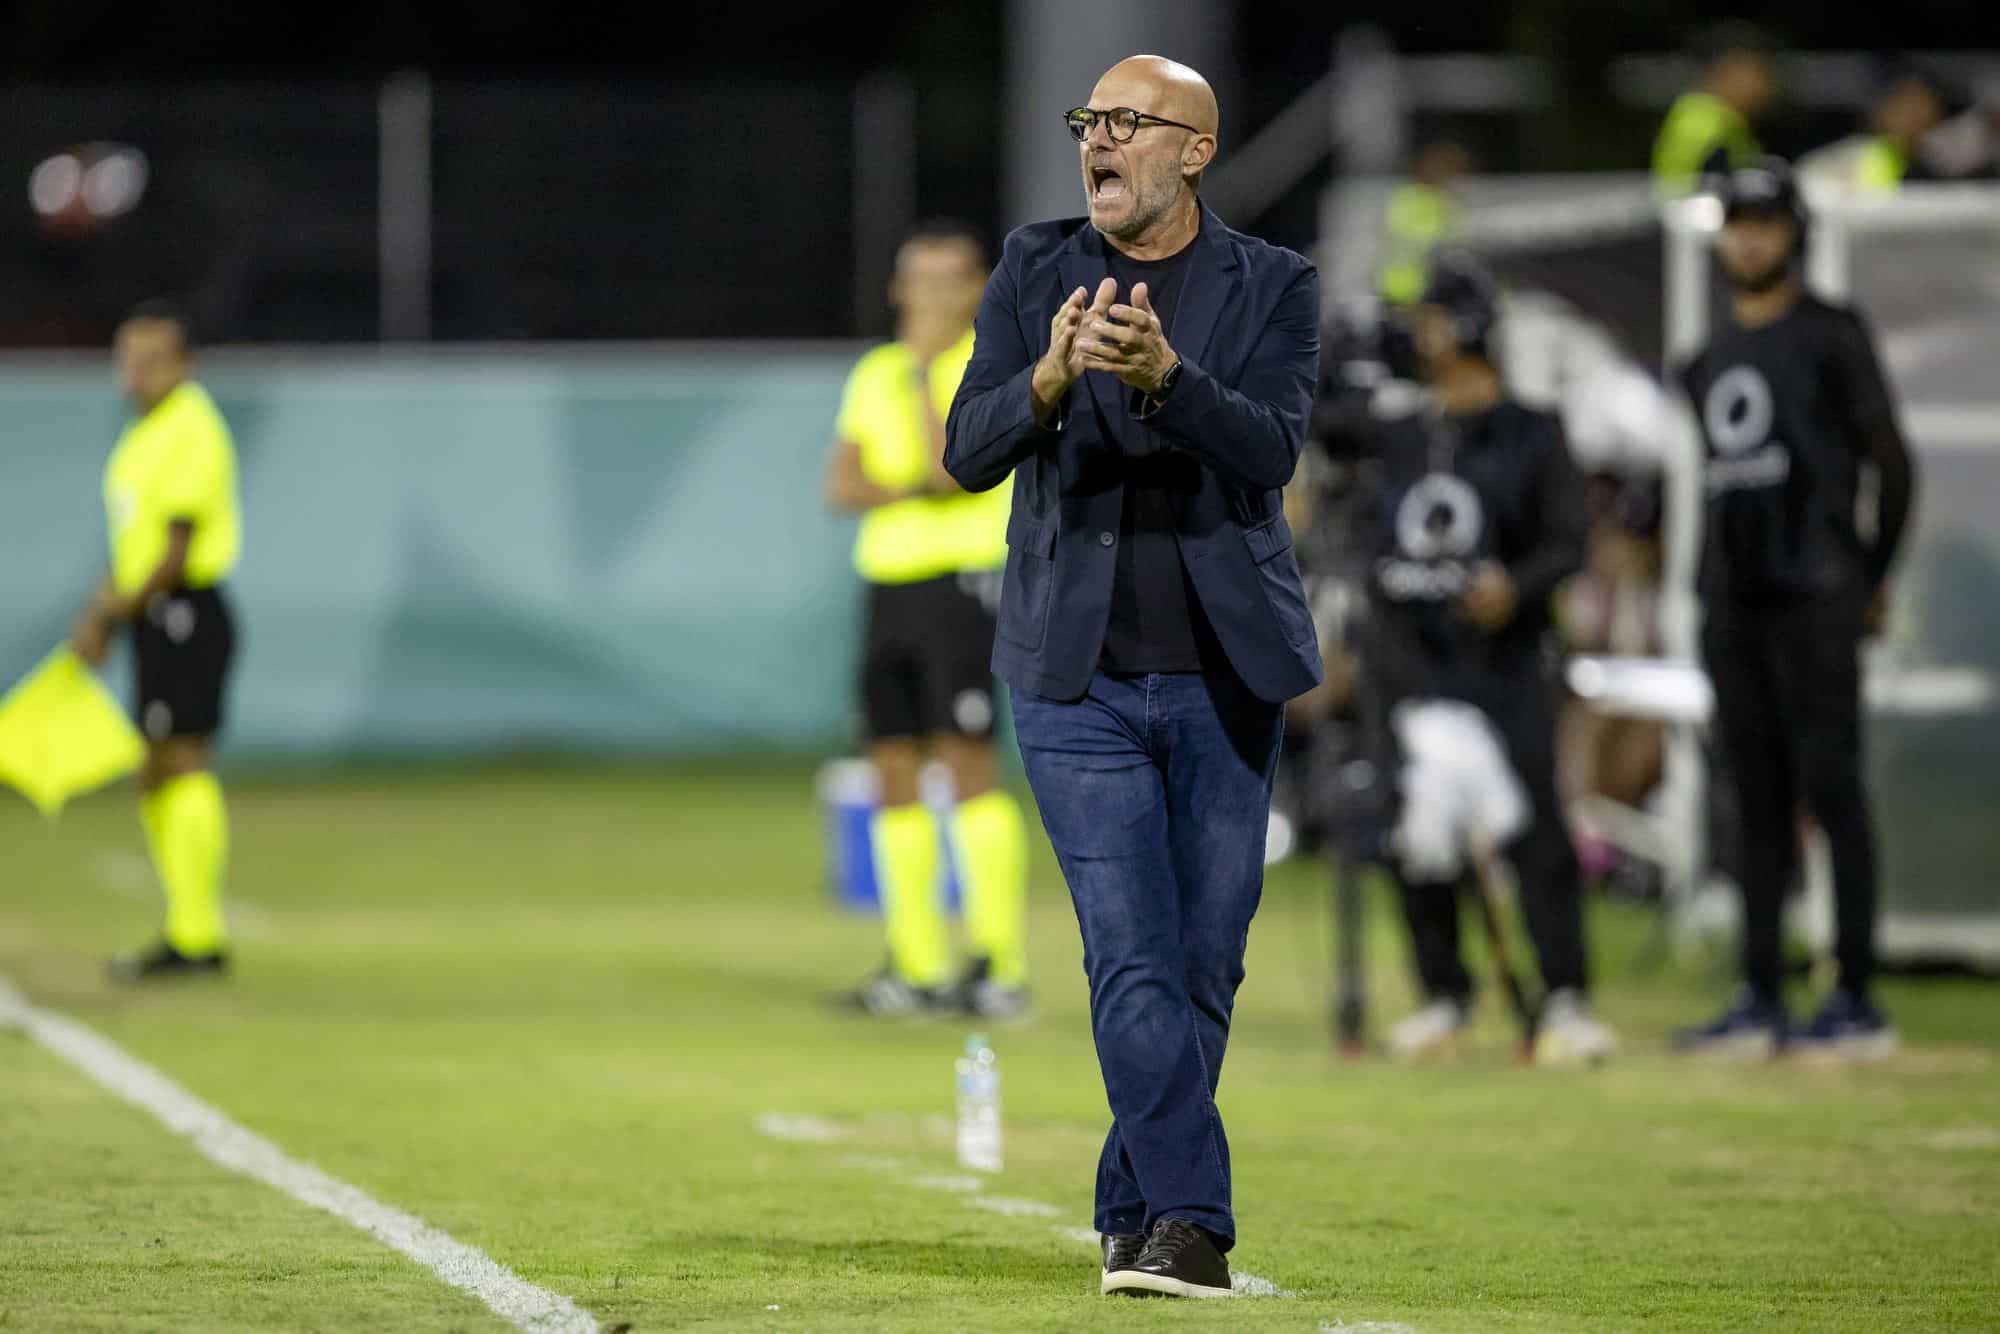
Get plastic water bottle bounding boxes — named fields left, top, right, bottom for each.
left=955, top=1033, right=1003, bottom=1173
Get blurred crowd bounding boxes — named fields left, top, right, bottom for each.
left=1343, top=27, right=1997, bottom=912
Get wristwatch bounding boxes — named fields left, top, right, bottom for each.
left=1153, top=358, right=1184, bottom=401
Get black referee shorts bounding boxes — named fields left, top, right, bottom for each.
left=132, top=585, right=237, bottom=743
left=861, top=571, right=1001, bottom=742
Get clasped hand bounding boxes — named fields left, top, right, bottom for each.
left=1034, top=277, right=1180, bottom=413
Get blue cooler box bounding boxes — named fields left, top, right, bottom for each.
left=819, top=758, right=963, bottom=915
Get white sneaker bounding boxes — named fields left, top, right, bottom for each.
left=1389, top=998, right=1471, bottom=1059
left=1534, top=988, right=1618, bottom=1067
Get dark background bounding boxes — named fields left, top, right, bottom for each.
left=1, top=0, right=1982, bottom=344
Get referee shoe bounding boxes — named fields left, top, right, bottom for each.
left=957, top=956, right=1033, bottom=1023
left=108, top=940, right=229, bottom=984
left=833, top=967, right=951, bottom=1018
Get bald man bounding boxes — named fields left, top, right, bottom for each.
left=947, top=56, right=1320, bottom=1299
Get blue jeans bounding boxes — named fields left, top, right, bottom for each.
left=1012, top=668, right=1283, bottom=1249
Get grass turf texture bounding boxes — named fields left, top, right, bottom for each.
left=1, top=765, right=1996, bottom=1332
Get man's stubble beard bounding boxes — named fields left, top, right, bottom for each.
left=1096, top=159, right=1188, bottom=242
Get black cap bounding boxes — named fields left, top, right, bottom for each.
left=1717, top=156, right=1808, bottom=229
left=1417, top=251, right=1501, bottom=354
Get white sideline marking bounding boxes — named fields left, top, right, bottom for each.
left=966, top=1195, right=1063, bottom=1218
left=91, top=849, right=155, bottom=897
left=88, top=848, right=278, bottom=942
left=838, top=1153, right=906, bottom=1172
left=1320, top=1322, right=1418, bottom=1333
left=752, top=1112, right=849, bottom=1143
left=0, top=978, right=596, bottom=1334
left=1919, top=1126, right=2000, bottom=1151
left=860, top=1110, right=956, bottom=1142
left=1048, top=1224, right=1296, bottom=1296
left=1234, top=1272, right=1295, bottom=1298
left=755, top=1111, right=1297, bottom=1299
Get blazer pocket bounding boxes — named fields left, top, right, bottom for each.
left=1243, top=512, right=1293, bottom=563
left=997, top=511, right=1057, bottom=651
left=1243, top=514, right=1317, bottom=649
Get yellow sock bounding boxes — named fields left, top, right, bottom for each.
left=140, top=772, right=229, bottom=957
left=873, top=802, right=950, bottom=987
left=951, top=789, right=1029, bottom=986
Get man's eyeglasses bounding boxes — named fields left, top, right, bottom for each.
left=1063, top=106, right=1200, bottom=144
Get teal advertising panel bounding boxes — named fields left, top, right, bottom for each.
left=0, top=349, right=877, bottom=765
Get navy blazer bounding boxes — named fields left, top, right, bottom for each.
left=944, top=205, right=1324, bottom=704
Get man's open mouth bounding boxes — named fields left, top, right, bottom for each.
left=1090, top=164, right=1127, bottom=202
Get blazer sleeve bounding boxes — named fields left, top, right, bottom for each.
left=1134, top=259, right=1320, bottom=491
left=945, top=235, right=1058, bottom=494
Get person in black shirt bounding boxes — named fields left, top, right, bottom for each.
left=1361, top=256, right=1616, bottom=1066
left=1673, top=159, right=1915, bottom=1060
left=1097, top=242, right=1224, bottom=673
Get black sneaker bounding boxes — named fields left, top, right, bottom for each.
left=964, top=978, right=1033, bottom=1022
left=1102, top=1218, right=1233, bottom=1299
left=1098, top=1232, right=1146, bottom=1292
left=954, top=956, right=1032, bottom=1023
left=108, top=940, right=229, bottom=984
left=1792, top=989, right=1899, bottom=1062
left=831, top=968, right=949, bottom=1017
left=1672, top=987, right=1789, bottom=1062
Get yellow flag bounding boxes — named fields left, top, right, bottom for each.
left=0, top=649, right=145, bottom=819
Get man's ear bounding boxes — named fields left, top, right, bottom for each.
left=1185, top=135, right=1216, bottom=173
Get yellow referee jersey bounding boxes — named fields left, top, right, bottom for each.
left=102, top=381, right=242, bottom=596
left=1652, top=91, right=1761, bottom=191
left=837, top=329, right=1009, bottom=585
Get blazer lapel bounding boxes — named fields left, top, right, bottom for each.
left=1055, top=225, right=1121, bottom=430
left=1166, top=203, right=1239, bottom=375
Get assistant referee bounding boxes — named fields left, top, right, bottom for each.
left=824, top=221, right=1030, bottom=1020
left=69, top=302, right=241, bottom=982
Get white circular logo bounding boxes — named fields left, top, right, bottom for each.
left=952, top=689, right=994, bottom=735
left=163, top=599, right=197, bottom=644
left=1703, top=365, right=1774, bottom=456
left=1395, top=473, right=1484, bottom=560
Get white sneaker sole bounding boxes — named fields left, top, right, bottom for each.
left=1535, top=1033, right=1617, bottom=1068
left=1102, top=1269, right=1234, bottom=1299
left=1791, top=1030, right=1900, bottom=1064
left=1388, top=1030, right=1469, bottom=1062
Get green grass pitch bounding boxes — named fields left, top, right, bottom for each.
left=2, top=765, right=1996, bottom=1331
